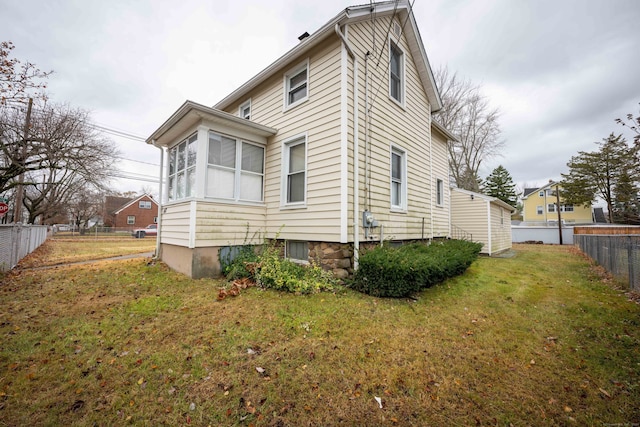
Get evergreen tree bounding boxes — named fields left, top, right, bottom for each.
left=612, top=169, right=640, bottom=224
left=484, top=165, right=518, bottom=207
left=561, top=133, right=640, bottom=223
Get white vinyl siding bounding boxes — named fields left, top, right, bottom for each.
left=223, top=38, right=343, bottom=242
left=430, top=128, right=450, bottom=238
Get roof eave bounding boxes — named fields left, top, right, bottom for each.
left=146, top=100, right=277, bottom=147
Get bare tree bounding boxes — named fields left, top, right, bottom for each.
left=433, top=66, right=503, bottom=192
left=68, top=186, right=103, bottom=233
left=2, top=101, right=118, bottom=223
left=0, top=41, right=52, bottom=106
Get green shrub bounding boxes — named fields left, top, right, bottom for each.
left=352, top=239, right=482, bottom=298
left=220, top=245, right=260, bottom=280
left=222, top=241, right=336, bottom=294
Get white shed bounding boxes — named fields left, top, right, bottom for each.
left=450, top=188, right=515, bottom=255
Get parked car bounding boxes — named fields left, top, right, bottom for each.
left=132, top=224, right=157, bottom=238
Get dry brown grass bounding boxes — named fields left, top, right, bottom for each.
left=1, top=243, right=639, bottom=426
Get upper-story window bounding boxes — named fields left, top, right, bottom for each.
left=539, top=191, right=544, bottom=197
left=239, top=100, right=251, bottom=120
left=284, top=61, right=309, bottom=109
left=139, top=200, right=152, bottom=209
left=168, top=134, right=197, bottom=201
left=436, top=178, right=444, bottom=206
left=391, top=146, right=407, bottom=210
left=282, top=134, right=307, bottom=206
left=389, top=40, right=404, bottom=105
left=207, top=131, right=265, bottom=202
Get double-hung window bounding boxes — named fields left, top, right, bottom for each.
left=284, top=61, right=308, bottom=109
left=391, top=146, right=407, bottom=210
left=127, top=215, right=135, bottom=225
left=282, top=136, right=306, bottom=206
left=548, top=204, right=557, bottom=213
left=536, top=205, right=543, bottom=215
left=239, top=100, right=251, bottom=120
left=168, top=134, right=197, bottom=201
left=207, top=132, right=264, bottom=202
left=139, top=200, right=151, bottom=209
left=389, top=40, right=404, bottom=105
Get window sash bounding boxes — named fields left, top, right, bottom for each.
left=286, top=241, right=308, bottom=261
left=206, top=131, right=264, bottom=202
left=389, top=42, right=403, bottom=103
left=168, top=134, right=198, bottom=202
left=391, top=148, right=405, bottom=208
left=436, top=179, right=444, bottom=205
left=284, top=138, right=306, bottom=204
left=286, top=66, right=308, bottom=106
left=127, top=215, right=135, bottom=225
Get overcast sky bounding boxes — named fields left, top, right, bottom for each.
left=3, top=0, right=640, bottom=195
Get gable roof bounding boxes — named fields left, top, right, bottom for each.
left=213, top=0, right=443, bottom=113
left=113, top=193, right=158, bottom=215
left=146, top=100, right=278, bottom=147
left=452, top=187, right=516, bottom=213
left=522, top=180, right=559, bottom=200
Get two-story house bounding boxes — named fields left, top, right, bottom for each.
left=522, top=180, right=593, bottom=225
left=112, top=193, right=159, bottom=231
left=146, top=0, right=453, bottom=279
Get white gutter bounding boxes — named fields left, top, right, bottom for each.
left=335, top=23, right=360, bottom=270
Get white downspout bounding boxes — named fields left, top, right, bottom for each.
left=154, top=141, right=163, bottom=259
left=335, top=23, right=360, bottom=270
left=487, top=201, right=492, bottom=256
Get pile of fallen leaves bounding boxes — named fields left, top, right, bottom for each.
left=217, top=277, right=256, bottom=300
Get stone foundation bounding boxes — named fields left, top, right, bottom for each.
left=308, top=241, right=354, bottom=280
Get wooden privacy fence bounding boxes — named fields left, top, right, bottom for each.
left=0, top=224, right=48, bottom=272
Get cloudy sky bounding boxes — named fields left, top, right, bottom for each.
left=3, top=0, right=640, bottom=195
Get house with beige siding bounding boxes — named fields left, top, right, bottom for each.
left=451, top=188, right=514, bottom=255
left=146, top=0, right=453, bottom=278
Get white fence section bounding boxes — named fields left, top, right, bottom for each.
left=512, top=226, right=574, bottom=245
left=0, top=224, right=48, bottom=272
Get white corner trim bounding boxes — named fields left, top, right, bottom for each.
left=189, top=200, right=197, bottom=249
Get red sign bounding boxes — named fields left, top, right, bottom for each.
left=0, top=202, right=8, bottom=216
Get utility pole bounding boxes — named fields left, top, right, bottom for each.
left=13, top=97, right=33, bottom=224
left=555, top=183, right=563, bottom=245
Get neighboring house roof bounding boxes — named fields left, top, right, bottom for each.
left=452, top=187, right=516, bottom=213
left=105, top=195, right=134, bottom=214
left=147, top=100, right=277, bottom=147
left=113, top=193, right=158, bottom=215
left=522, top=180, right=559, bottom=200
left=213, top=0, right=443, bottom=113
left=593, top=207, right=607, bottom=223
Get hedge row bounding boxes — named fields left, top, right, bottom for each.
left=351, top=239, right=482, bottom=298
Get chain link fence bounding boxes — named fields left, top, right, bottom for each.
left=574, top=234, right=640, bottom=290
left=0, top=224, right=49, bottom=272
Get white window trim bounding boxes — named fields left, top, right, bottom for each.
left=127, top=215, right=135, bottom=225
left=536, top=205, right=543, bottom=215
left=283, top=59, right=309, bottom=111
left=539, top=191, right=544, bottom=197
left=167, top=133, right=198, bottom=202
left=239, top=99, right=251, bottom=120
left=285, top=240, right=309, bottom=264
left=435, top=177, right=445, bottom=207
left=206, top=131, right=266, bottom=204
left=388, top=36, right=405, bottom=108
left=390, top=145, right=408, bottom=212
left=281, top=132, right=308, bottom=209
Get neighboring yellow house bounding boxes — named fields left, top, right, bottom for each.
left=146, top=0, right=453, bottom=278
left=522, top=180, right=593, bottom=224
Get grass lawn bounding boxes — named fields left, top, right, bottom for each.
left=1, top=243, right=638, bottom=425
left=16, top=236, right=156, bottom=268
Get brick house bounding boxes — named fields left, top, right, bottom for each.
left=112, top=194, right=159, bottom=231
